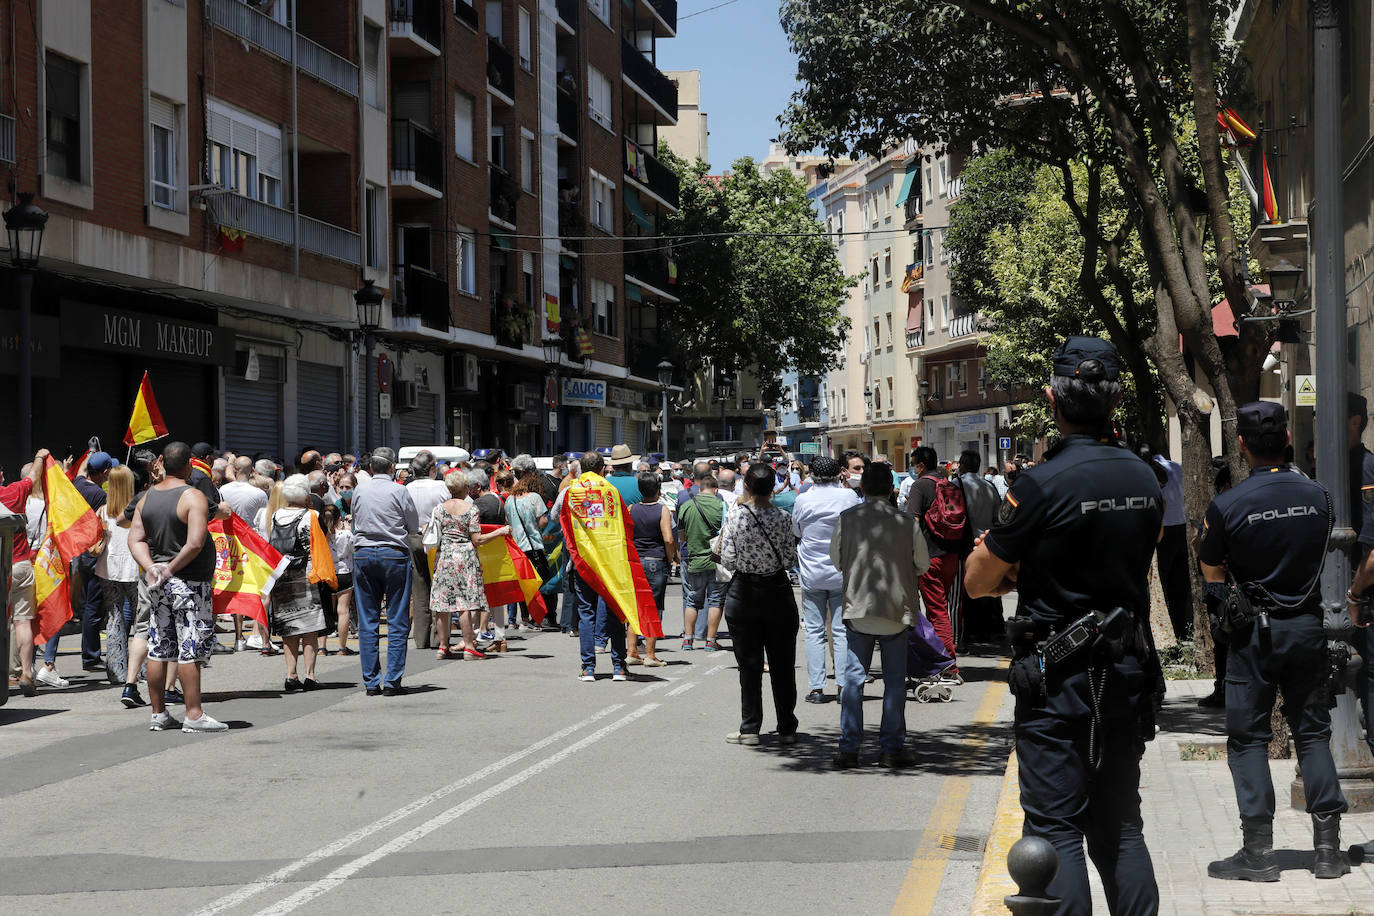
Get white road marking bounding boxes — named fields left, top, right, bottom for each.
left=703, top=663, right=730, bottom=677
left=253, top=703, right=661, bottom=915
left=665, top=682, right=697, bottom=697
left=191, top=704, right=623, bottom=916
left=632, top=676, right=678, bottom=696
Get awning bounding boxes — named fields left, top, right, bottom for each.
left=490, top=232, right=512, bottom=250
left=625, top=282, right=643, bottom=303
left=895, top=168, right=919, bottom=207
left=624, top=186, right=654, bottom=231
left=905, top=304, right=923, bottom=333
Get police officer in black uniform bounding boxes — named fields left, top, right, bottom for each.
left=1199, top=401, right=1348, bottom=881
left=1343, top=395, right=1374, bottom=778
left=966, top=336, right=1163, bottom=915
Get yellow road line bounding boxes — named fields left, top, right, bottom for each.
left=891, top=663, right=1010, bottom=916
left=969, top=751, right=1022, bottom=915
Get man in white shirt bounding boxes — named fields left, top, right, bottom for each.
left=791, top=456, right=860, bottom=704
left=404, top=450, right=450, bottom=649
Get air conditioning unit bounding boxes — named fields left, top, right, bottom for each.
left=506, top=384, right=527, bottom=410
left=448, top=352, right=480, bottom=392
left=396, top=379, right=420, bottom=412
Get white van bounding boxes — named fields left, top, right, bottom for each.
left=397, top=446, right=471, bottom=473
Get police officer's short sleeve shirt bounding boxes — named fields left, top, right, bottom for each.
left=1356, top=445, right=1374, bottom=548
left=983, top=436, right=1163, bottom=628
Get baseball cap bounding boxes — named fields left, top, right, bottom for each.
left=1236, top=401, right=1287, bottom=436
left=1052, top=336, right=1122, bottom=382
left=88, top=451, right=119, bottom=473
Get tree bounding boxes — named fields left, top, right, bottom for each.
left=779, top=0, right=1270, bottom=663
left=659, top=148, right=855, bottom=404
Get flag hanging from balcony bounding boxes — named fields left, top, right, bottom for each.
left=123, top=371, right=169, bottom=447
left=545, top=293, right=561, bottom=334
left=218, top=226, right=246, bottom=253
left=1259, top=147, right=1278, bottom=223
left=1216, top=106, right=1257, bottom=147
left=901, top=263, right=923, bottom=293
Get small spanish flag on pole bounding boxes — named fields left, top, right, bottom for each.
left=1259, top=146, right=1279, bottom=224
left=123, top=371, right=169, bottom=447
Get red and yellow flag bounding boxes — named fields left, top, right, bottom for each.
left=208, top=513, right=290, bottom=627
left=123, top=371, right=169, bottom=447
left=31, top=457, right=103, bottom=644
left=477, top=525, right=548, bottom=623
left=1260, top=147, right=1279, bottom=223
left=559, top=473, right=663, bottom=638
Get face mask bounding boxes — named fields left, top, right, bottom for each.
left=557, top=466, right=570, bottom=478
left=336, top=491, right=352, bottom=509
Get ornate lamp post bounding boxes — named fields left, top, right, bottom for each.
left=657, top=358, right=673, bottom=457
left=714, top=368, right=735, bottom=443
left=543, top=335, right=563, bottom=455
left=4, top=193, right=48, bottom=460
left=354, top=279, right=383, bottom=454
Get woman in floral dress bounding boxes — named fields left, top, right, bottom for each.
left=431, top=469, right=509, bottom=660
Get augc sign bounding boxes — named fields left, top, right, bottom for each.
left=562, top=378, right=606, bottom=408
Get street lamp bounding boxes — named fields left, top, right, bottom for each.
left=1267, top=256, right=1304, bottom=305
left=542, top=335, right=562, bottom=455
left=4, top=192, right=49, bottom=460
left=657, top=358, right=673, bottom=457
left=714, top=368, right=735, bottom=442
left=355, top=279, right=384, bottom=453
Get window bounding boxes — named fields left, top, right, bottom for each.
left=588, top=66, right=612, bottom=130
left=522, top=251, right=535, bottom=306
left=520, top=131, right=535, bottom=192
left=456, top=228, right=477, bottom=295
left=208, top=98, right=283, bottom=206
left=873, top=384, right=882, bottom=411
left=454, top=91, right=475, bottom=161
left=946, top=363, right=959, bottom=399
left=885, top=313, right=893, bottom=346
left=938, top=160, right=948, bottom=196
left=588, top=0, right=610, bottom=25
left=925, top=167, right=933, bottom=201
left=872, top=320, right=880, bottom=352
left=590, top=171, right=614, bottom=231
left=591, top=278, right=616, bottom=335
left=978, top=360, right=987, bottom=395
left=884, top=183, right=892, bottom=216
left=959, top=360, right=968, bottom=394
left=886, top=377, right=894, bottom=412
left=939, top=228, right=948, bottom=263
left=836, top=210, right=844, bottom=235
left=518, top=7, right=532, bottom=70
left=365, top=184, right=384, bottom=269
left=925, top=230, right=934, bottom=266
left=883, top=248, right=892, bottom=281
left=490, top=125, right=505, bottom=169
left=485, top=0, right=503, bottom=41
left=871, top=257, right=879, bottom=285
left=149, top=96, right=178, bottom=210
left=941, top=294, right=950, bottom=328
left=362, top=25, right=383, bottom=109
left=46, top=54, right=83, bottom=182
left=863, top=325, right=871, bottom=352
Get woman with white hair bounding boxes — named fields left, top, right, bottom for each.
left=268, top=474, right=327, bottom=690
left=431, top=469, right=508, bottom=659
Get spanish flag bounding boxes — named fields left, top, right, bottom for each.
left=123, top=371, right=169, bottom=447
left=1259, top=146, right=1279, bottom=224
left=559, top=472, right=663, bottom=638
left=477, top=525, right=548, bottom=623
left=208, top=513, right=290, bottom=627
left=31, top=456, right=103, bottom=644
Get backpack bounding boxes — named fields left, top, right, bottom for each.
left=269, top=513, right=307, bottom=569
left=922, top=475, right=967, bottom=541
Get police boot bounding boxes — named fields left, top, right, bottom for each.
left=1312, top=813, right=1351, bottom=879
left=1207, top=818, right=1279, bottom=882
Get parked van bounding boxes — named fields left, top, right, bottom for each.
left=397, top=446, right=471, bottom=473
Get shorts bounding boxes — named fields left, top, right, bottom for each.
left=144, top=576, right=215, bottom=664
left=334, top=571, right=354, bottom=595
left=8, top=560, right=35, bottom=622
left=682, top=568, right=728, bottom=611
left=131, top=582, right=151, bottom=640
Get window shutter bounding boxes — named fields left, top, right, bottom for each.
left=150, top=96, right=175, bottom=131
left=257, top=130, right=282, bottom=180
left=363, top=27, right=380, bottom=106
left=208, top=108, right=232, bottom=145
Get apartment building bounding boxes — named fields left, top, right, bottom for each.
left=661, top=68, right=706, bottom=164
left=819, top=165, right=868, bottom=457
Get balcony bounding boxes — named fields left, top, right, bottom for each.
left=904, top=193, right=923, bottom=226
left=389, top=0, right=442, bottom=56
left=489, top=165, right=518, bottom=227
left=624, top=137, right=679, bottom=209
left=393, top=264, right=450, bottom=331
left=0, top=113, right=13, bottom=163
left=487, top=37, right=515, bottom=103
left=906, top=328, right=924, bottom=350
left=390, top=119, right=442, bottom=199
left=207, top=0, right=359, bottom=97
left=454, top=0, right=479, bottom=31
left=624, top=240, right=676, bottom=296
left=556, top=85, right=579, bottom=142
left=620, top=39, right=677, bottom=124
left=491, top=294, right=536, bottom=349
left=211, top=193, right=361, bottom=264
left=638, top=0, right=677, bottom=36
left=299, top=214, right=361, bottom=263
left=555, top=0, right=577, bottom=31
left=949, top=311, right=982, bottom=339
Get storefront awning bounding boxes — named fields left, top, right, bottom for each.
left=491, top=232, right=512, bottom=250
left=895, top=168, right=919, bottom=207
left=624, top=186, right=654, bottom=231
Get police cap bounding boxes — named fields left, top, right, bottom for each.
left=1236, top=400, right=1287, bottom=436
left=1052, top=336, right=1122, bottom=383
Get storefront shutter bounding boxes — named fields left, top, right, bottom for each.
left=296, top=361, right=343, bottom=454
left=399, top=392, right=439, bottom=444
left=594, top=413, right=615, bottom=449
left=224, top=354, right=283, bottom=458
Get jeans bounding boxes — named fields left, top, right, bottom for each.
left=839, top=625, right=908, bottom=753
left=800, top=587, right=845, bottom=692
left=72, top=554, right=103, bottom=666
left=725, top=571, right=799, bottom=735
left=102, top=579, right=138, bottom=683
left=354, top=546, right=413, bottom=689
left=641, top=556, right=668, bottom=611
left=560, top=558, right=579, bottom=631
left=572, top=570, right=625, bottom=671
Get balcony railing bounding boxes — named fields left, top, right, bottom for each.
left=949, top=311, right=982, bottom=339
left=389, top=0, right=442, bottom=50
left=906, top=328, right=924, bottom=350
left=904, top=194, right=923, bottom=224
left=391, top=119, right=442, bottom=192
left=394, top=264, right=450, bottom=331
left=0, top=113, right=14, bottom=164
left=624, top=240, right=673, bottom=292
left=454, top=0, right=479, bottom=30
left=207, top=0, right=359, bottom=97
left=555, top=0, right=578, bottom=28
left=300, top=214, right=361, bottom=263
left=645, top=0, right=677, bottom=32
left=490, top=166, right=518, bottom=225
left=624, top=137, right=679, bottom=208
left=487, top=37, right=515, bottom=98
left=620, top=39, right=677, bottom=118
left=491, top=294, right=536, bottom=349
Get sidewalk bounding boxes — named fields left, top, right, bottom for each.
left=972, top=679, right=1374, bottom=915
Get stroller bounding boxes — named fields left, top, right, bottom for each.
left=907, top=611, right=957, bottom=702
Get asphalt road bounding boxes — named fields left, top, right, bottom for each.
left=1, top=590, right=1013, bottom=915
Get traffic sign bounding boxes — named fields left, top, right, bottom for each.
left=799, top=442, right=820, bottom=455
left=548, top=410, right=559, bottom=432
left=1296, top=375, right=1316, bottom=407
left=378, top=392, right=392, bottom=420
left=998, top=436, right=1012, bottom=451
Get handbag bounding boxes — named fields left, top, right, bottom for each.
left=421, top=505, right=443, bottom=551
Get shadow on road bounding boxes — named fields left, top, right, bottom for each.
left=767, top=722, right=1011, bottom=776
left=0, top=706, right=64, bottom=725
left=1156, top=698, right=1227, bottom=737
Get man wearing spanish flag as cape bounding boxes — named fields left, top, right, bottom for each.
left=559, top=451, right=662, bottom=681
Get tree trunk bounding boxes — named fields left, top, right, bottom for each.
left=1177, top=404, right=1216, bottom=677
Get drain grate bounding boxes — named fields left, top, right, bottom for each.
left=939, top=834, right=986, bottom=854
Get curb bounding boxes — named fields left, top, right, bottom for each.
left=969, top=749, right=1021, bottom=915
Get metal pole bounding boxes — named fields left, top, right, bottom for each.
left=363, top=330, right=375, bottom=454
left=661, top=385, right=668, bottom=456
left=16, top=269, right=32, bottom=460
left=1310, top=0, right=1374, bottom=807
left=720, top=395, right=726, bottom=443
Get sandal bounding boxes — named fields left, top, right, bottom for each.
left=436, top=646, right=462, bottom=660
left=625, top=656, right=645, bottom=666
left=488, top=640, right=508, bottom=653
left=464, top=648, right=488, bottom=660
left=643, top=657, right=667, bottom=667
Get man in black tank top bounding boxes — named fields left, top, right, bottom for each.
left=128, top=441, right=227, bottom=733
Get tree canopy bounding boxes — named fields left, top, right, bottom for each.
left=658, top=148, right=855, bottom=404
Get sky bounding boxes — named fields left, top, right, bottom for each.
left=656, top=0, right=799, bottom=173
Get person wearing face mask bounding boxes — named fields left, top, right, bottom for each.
left=840, top=450, right=868, bottom=493
left=897, top=457, right=921, bottom=511
left=335, top=473, right=357, bottom=516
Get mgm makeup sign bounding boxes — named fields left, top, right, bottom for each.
left=61, top=301, right=236, bottom=366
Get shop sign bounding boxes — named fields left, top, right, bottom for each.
left=608, top=386, right=640, bottom=408
left=0, top=312, right=61, bottom=377
left=799, top=441, right=820, bottom=455
left=955, top=413, right=989, bottom=435
left=61, top=301, right=236, bottom=366
left=563, top=377, right=606, bottom=408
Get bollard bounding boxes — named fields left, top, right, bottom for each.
left=1004, top=835, right=1061, bottom=915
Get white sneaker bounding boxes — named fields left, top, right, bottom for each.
left=149, top=711, right=181, bottom=731
left=34, top=666, right=70, bottom=688
left=245, top=634, right=265, bottom=650
left=182, top=713, right=229, bottom=733
left=234, top=639, right=248, bottom=652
